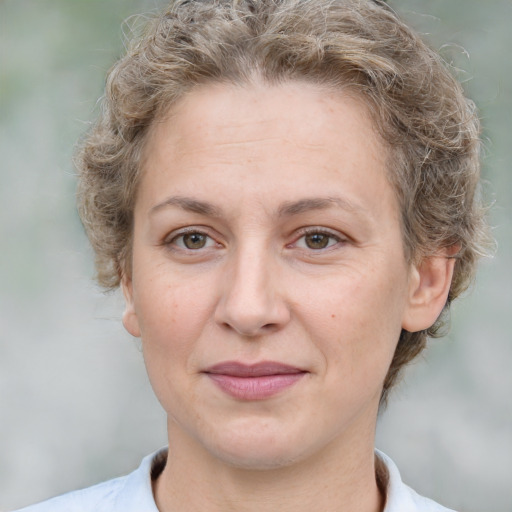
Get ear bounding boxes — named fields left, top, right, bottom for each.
left=121, top=274, right=141, bottom=338
left=402, top=247, right=458, bottom=333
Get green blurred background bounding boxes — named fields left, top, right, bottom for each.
left=1, top=0, right=511, bottom=510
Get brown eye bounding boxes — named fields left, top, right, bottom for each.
left=167, top=230, right=218, bottom=253
left=182, top=232, right=208, bottom=249
left=304, top=233, right=331, bottom=249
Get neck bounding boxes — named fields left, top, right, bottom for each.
left=154, top=421, right=384, bottom=512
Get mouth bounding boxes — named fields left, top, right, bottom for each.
left=203, top=361, right=307, bottom=400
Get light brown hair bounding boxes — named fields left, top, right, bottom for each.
left=76, top=0, right=491, bottom=401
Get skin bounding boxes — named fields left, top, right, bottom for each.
left=122, top=81, right=455, bottom=512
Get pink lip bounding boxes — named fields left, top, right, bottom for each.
left=203, top=361, right=307, bottom=400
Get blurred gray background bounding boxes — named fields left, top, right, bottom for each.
left=1, top=0, right=511, bottom=510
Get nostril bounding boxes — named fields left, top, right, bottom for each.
left=219, top=319, right=279, bottom=337
left=214, top=268, right=291, bottom=336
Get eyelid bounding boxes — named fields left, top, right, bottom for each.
left=289, top=227, right=348, bottom=250
left=162, top=226, right=347, bottom=251
left=164, top=226, right=221, bottom=250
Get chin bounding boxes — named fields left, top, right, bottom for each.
left=205, top=423, right=307, bottom=470
left=214, top=444, right=302, bottom=471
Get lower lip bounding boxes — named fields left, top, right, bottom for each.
left=206, top=373, right=306, bottom=400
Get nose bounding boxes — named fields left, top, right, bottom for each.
left=214, top=243, right=291, bottom=337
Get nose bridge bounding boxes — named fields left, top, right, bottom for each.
left=216, top=236, right=288, bottom=336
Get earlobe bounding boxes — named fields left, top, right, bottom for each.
left=121, top=275, right=142, bottom=338
left=402, top=249, right=458, bottom=333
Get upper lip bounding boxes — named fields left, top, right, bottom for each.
left=204, top=361, right=306, bottom=377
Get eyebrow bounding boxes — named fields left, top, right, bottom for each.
left=277, top=197, right=366, bottom=217
left=149, top=195, right=366, bottom=218
left=150, top=196, right=223, bottom=217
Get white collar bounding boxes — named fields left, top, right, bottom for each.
left=42, top=447, right=453, bottom=512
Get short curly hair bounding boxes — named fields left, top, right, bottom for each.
left=76, top=0, right=491, bottom=401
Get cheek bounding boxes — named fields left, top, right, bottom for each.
left=137, top=289, right=206, bottom=348
left=134, top=277, right=215, bottom=412
left=299, top=264, right=407, bottom=369
left=132, top=262, right=217, bottom=366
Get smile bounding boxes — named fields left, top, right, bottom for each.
left=203, top=361, right=307, bottom=400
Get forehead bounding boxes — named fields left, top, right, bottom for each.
left=147, top=80, right=382, bottom=159
left=139, top=80, right=397, bottom=223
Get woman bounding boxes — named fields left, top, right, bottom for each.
left=16, top=0, right=490, bottom=510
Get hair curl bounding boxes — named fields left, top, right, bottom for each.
left=75, top=0, right=492, bottom=401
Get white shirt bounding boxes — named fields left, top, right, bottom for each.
left=14, top=449, right=456, bottom=512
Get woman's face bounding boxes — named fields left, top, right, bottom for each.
left=123, top=81, right=419, bottom=469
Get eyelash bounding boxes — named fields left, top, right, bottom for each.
left=291, top=228, right=345, bottom=251
left=164, top=227, right=345, bottom=253
left=165, top=228, right=219, bottom=252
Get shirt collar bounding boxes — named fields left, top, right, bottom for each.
left=115, top=447, right=446, bottom=512
left=376, top=449, right=418, bottom=511
left=112, top=449, right=165, bottom=512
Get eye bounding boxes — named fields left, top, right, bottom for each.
left=294, top=230, right=342, bottom=250
left=170, top=231, right=217, bottom=250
